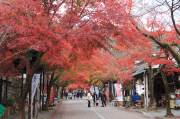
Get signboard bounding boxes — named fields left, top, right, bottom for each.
left=91, top=85, right=94, bottom=93
left=95, top=87, right=99, bottom=96
left=32, top=74, right=40, bottom=100
left=49, top=86, right=56, bottom=104
left=115, top=83, right=123, bottom=101
left=112, top=84, right=114, bottom=96
left=105, top=84, right=109, bottom=98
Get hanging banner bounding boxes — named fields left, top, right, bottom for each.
left=91, top=85, right=94, bottom=93
left=84, top=89, right=86, bottom=93
left=27, top=74, right=40, bottom=104
left=95, top=87, right=99, bottom=96
left=32, top=74, right=40, bottom=100
left=105, top=84, right=109, bottom=98
left=115, top=83, right=123, bottom=101
left=49, top=86, right=56, bottom=104
left=114, top=84, right=117, bottom=96
left=112, top=84, right=114, bottom=96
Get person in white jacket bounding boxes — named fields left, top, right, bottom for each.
left=87, top=92, right=91, bottom=107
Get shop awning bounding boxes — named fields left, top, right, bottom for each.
left=131, top=69, right=146, bottom=76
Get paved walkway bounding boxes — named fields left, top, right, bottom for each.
left=51, top=97, right=153, bottom=119
left=127, top=107, right=180, bottom=119
left=6, top=97, right=180, bottom=119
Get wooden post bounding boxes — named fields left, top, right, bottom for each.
left=28, top=83, right=31, bottom=119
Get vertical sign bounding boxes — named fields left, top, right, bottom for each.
left=112, top=84, right=114, bottom=96
left=32, top=74, right=40, bottom=100
left=95, top=87, right=99, bottom=96
left=105, top=84, right=109, bottom=98
left=91, top=85, right=94, bottom=93
left=27, top=74, right=40, bottom=104
left=115, top=83, right=123, bottom=101
left=49, top=86, right=56, bottom=104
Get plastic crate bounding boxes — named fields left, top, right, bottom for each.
left=133, top=95, right=141, bottom=104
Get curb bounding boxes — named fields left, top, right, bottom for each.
left=46, top=99, right=64, bottom=119
left=155, top=116, right=166, bottom=119
left=118, top=106, right=161, bottom=118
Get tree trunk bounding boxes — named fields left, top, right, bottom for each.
left=149, top=77, right=156, bottom=110
left=44, top=84, right=51, bottom=111
left=18, top=101, right=25, bottom=119
left=161, top=71, right=174, bottom=117
left=109, top=80, right=112, bottom=102
left=44, top=73, right=58, bottom=111
left=18, top=52, right=44, bottom=119
left=18, top=73, right=33, bottom=119
left=61, top=88, right=64, bottom=99
left=148, top=66, right=157, bottom=110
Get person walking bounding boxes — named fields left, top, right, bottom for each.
left=102, top=92, right=106, bottom=107
left=65, top=91, right=68, bottom=99
left=80, top=91, right=83, bottom=99
left=87, top=91, right=91, bottom=107
left=99, top=91, right=102, bottom=106
left=74, top=92, right=76, bottom=99
left=93, top=92, right=97, bottom=106
left=77, top=91, right=79, bottom=99
left=96, top=97, right=99, bottom=106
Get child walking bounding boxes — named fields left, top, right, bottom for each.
left=96, top=97, right=99, bottom=106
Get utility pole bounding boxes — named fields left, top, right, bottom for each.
left=146, top=74, right=149, bottom=107
left=42, top=72, right=44, bottom=110
left=39, top=74, right=42, bottom=112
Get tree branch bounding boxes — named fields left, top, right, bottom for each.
left=79, top=2, right=89, bottom=18
left=165, top=0, right=180, bottom=35
left=0, top=49, right=29, bottom=64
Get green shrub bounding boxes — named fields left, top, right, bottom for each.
left=7, top=96, right=15, bottom=104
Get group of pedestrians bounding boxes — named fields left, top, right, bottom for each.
left=74, top=91, right=83, bottom=99
left=65, top=91, right=84, bottom=99
left=87, top=91, right=106, bottom=108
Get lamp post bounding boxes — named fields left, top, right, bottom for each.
left=39, top=73, right=42, bottom=112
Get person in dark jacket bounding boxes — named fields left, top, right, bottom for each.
left=77, top=91, right=79, bottom=99
left=80, top=91, right=83, bottom=99
left=65, top=91, right=68, bottom=99
left=93, top=92, right=97, bottom=106
left=102, top=92, right=106, bottom=107
left=99, top=91, right=102, bottom=106
left=74, top=92, right=76, bottom=99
